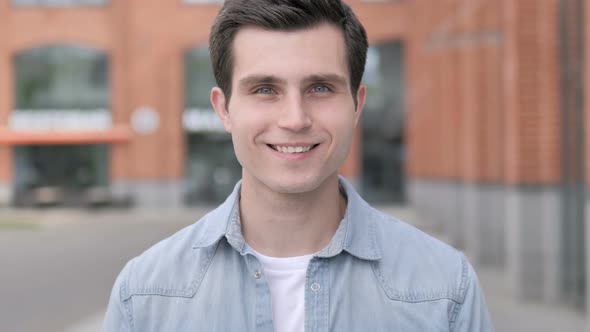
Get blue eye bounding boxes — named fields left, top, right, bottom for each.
left=311, top=85, right=330, bottom=93
left=256, top=87, right=274, bottom=94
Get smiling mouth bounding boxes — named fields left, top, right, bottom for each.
left=268, top=144, right=320, bottom=154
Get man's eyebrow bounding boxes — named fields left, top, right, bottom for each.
left=238, top=75, right=287, bottom=87
left=302, top=74, right=348, bottom=86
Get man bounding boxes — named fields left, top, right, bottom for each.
left=104, top=0, right=493, bottom=331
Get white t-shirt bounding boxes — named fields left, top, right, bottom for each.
left=250, top=247, right=314, bottom=332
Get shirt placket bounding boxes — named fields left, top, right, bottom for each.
left=245, top=253, right=274, bottom=332
left=305, top=258, right=329, bottom=332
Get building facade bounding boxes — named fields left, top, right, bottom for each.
left=0, top=0, right=409, bottom=207
left=1, top=0, right=587, bottom=322
left=406, top=0, right=588, bottom=314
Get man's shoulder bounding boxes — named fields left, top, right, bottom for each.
left=368, top=206, right=470, bottom=303
left=117, top=207, right=227, bottom=299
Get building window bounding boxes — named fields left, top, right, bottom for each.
left=184, top=46, right=223, bottom=133
left=184, top=46, right=241, bottom=205
left=13, top=0, right=107, bottom=6
left=13, top=144, right=110, bottom=206
left=13, top=45, right=110, bottom=131
left=362, top=41, right=406, bottom=203
left=12, top=45, right=111, bottom=206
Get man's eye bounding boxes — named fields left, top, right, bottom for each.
left=255, top=87, right=274, bottom=94
left=311, top=85, right=331, bottom=93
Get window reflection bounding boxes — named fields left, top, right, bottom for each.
left=15, top=45, right=108, bottom=110
left=13, top=145, right=109, bottom=206
left=12, top=45, right=110, bottom=206
left=362, top=41, right=406, bottom=203
left=184, top=46, right=241, bottom=205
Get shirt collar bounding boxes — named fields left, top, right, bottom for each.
left=315, top=177, right=382, bottom=261
left=192, top=176, right=382, bottom=261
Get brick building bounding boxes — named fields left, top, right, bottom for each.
left=1, top=0, right=586, bottom=318
left=406, top=0, right=587, bottom=314
left=0, top=0, right=409, bottom=207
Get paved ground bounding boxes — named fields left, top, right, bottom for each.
left=0, top=207, right=209, bottom=332
left=0, top=205, right=587, bottom=332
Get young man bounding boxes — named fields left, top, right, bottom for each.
left=104, top=1, right=493, bottom=331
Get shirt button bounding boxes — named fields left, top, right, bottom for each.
left=254, top=270, right=262, bottom=279
left=311, top=283, right=321, bottom=292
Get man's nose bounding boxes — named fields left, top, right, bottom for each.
left=277, top=94, right=312, bottom=132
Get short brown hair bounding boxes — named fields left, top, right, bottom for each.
left=209, top=0, right=368, bottom=105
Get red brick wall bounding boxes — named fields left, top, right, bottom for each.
left=502, top=0, right=561, bottom=185
left=353, top=2, right=409, bottom=42
left=0, top=1, right=410, bottom=186
left=0, top=1, right=11, bottom=183
left=6, top=0, right=565, bottom=192
left=586, top=1, right=590, bottom=185
left=407, top=0, right=561, bottom=186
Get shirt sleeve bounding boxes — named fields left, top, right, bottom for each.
left=450, top=258, right=494, bottom=332
left=103, top=261, right=133, bottom=332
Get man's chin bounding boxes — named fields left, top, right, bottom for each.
left=243, top=169, right=338, bottom=195
left=266, top=181, right=317, bottom=195
left=263, top=174, right=337, bottom=195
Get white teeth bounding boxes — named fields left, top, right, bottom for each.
left=272, top=145, right=314, bottom=154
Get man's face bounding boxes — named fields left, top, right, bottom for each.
left=211, top=23, right=365, bottom=194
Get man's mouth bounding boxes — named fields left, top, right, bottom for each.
left=268, top=144, right=320, bottom=154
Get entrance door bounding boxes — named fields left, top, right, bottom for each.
left=13, top=144, right=109, bottom=206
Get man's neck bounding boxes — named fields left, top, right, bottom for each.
left=239, top=174, right=346, bottom=258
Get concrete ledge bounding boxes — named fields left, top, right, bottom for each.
left=407, top=179, right=463, bottom=248
left=0, top=182, right=12, bottom=206
left=461, top=183, right=505, bottom=266
left=505, top=186, right=561, bottom=303
left=111, top=180, right=185, bottom=209
left=408, top=180, right=506, bottom=265
left=586, top=197, right=590, bottom=324
left=409, top=180, right=566, bottom=305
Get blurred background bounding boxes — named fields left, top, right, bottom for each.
left=0, top=0, right=587, bottom=331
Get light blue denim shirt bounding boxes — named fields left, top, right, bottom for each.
left=104, top=178, right=493, bottom=331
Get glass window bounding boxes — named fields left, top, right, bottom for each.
left=184, top=46, right=241, bottom=205
left=15, top=45, right=108, bottom=109
left=185, top=47, right=216, bottom=110
left=362, top=41, right=406, bottom=203
left=184, top=46, right=224, bottom=133
left=13, top=0, right=107, bottom=6
left=13, top=45, right=110, bottom=131
left=13, top=144, right=110, bottom=206
left=14, top=144, right=109, bottom=190
left=12, top=45, right=111, bottom=207
left=184, top=133, right=242, bottom=205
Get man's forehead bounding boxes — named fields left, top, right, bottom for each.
left=233, top=22, right=341, bottom=40
left=230, top=23, right=349, bottom=84
left=232, top=23, right=345, bottom=52
left=237, top=73, right=349, bottom=87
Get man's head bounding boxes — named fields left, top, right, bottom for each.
left=209, top=0, right=368, bottom=106
left=209, top=1, right=368, bottom=195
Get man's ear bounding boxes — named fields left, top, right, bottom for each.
left=211, top=87, right=232, bottom=133
left=353, top=84, right=366, bottom=127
